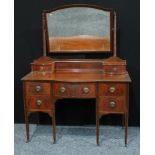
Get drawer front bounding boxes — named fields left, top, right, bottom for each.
left=26, top=95, right=52, bottom=110
left=32, top=65, right=53, bottom=71
left=99, top=83, right=126, bottom=96
left=103, top=65, right=126, bottom=74
left=99, top=96, right=125, bottom=112
left=77, top=84, right=96, bottom=98
left=54, top=82, right=96, bottom=98
left=26, top=82, right=50, bottom=95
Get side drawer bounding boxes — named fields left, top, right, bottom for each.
left=103, top=65, right=126, bottom=75
left=31, top=64, right=53, bottom=72
left=99, top=83, right=126, bottom=96
left=98, top=96, right=125, bottom=113
left=25, top=82, right=51, bottom=95
left=26, top=95, right=52, bottom=110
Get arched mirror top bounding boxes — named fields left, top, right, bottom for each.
left=43, top=4, right=115, bottom=53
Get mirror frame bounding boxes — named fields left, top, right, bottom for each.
left=42, top=4, right=116, bottom=54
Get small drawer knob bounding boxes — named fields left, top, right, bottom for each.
left=109, top=101, right=116, bottom=108
left=112, top=67, right=117, bottom=72
left=40, top=66, right=44, bottom=71
left=35, top=85, right=42, bottom=92
left=59, top=87, right=66, bottom=93
left=36, top=99, right=42, bottom=106
left=109, top=86, right=116, bottom=93
left=83, top=87, right=89, bottom=94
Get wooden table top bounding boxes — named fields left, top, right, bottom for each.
left=21, top=71, right=131, bottom=82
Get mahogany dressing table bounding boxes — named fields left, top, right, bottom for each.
left=21, top=4, right=131, bottom=146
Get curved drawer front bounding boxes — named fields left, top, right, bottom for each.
left=99, top=83, right=126, bottom=96
left=26, top=82, right=51, bottom=95
left=27, top=95, right=52, bottom=110
left=99, top=96, right=125, bottom=112
left=53, top=82, right=96, bottom=98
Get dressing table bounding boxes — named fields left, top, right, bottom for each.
left=21, top=4, right=131, bottom=146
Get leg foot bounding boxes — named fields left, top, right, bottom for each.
left=25, top=114, right=29, bottom=143
left=52, top=114, right=56, bottom=144
left=124, top=113, right=128, bottom=146
left=96, top=115, right=100, bottom=145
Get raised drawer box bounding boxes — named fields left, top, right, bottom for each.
left=31, top=56, right=54, bottom=72
left=102, top=56, right=127, bottom=75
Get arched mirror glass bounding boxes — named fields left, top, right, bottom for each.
left=45, top=6, right=113, bottom=52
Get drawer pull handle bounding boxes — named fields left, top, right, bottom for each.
left=109, top=86, right=116, bottom=93
left=112, top=67, right=117, bottom=72
left=36, top=99, right=42, bottom=106
left=35, top=85, right=42, bottom=92
left=83, top=87, right=89, bottom=94
left=59, top=87, right=66, bottom=93
left=109, top=101, right=116, bottom=108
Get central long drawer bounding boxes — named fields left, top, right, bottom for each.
left=53, top=82, right=96, bottom=98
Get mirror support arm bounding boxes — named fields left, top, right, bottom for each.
left=42, top=13, right=46, bottom=56
left=113, top=12, right=117, bottom=56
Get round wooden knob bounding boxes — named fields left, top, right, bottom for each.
left=35, top=85, right=42, bottom=92
left=83, top=87, right=89, bottom=94
left=36, top=99, right=42, bottom=106
left=109, top=86, right=116, bottom=93
left=59, top=87, right=66, bottom=93
left=109, top=101, right=116, bottom=108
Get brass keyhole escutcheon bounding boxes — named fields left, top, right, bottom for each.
left=109, top=101, right=116, bottom=108
left=36, top=99, right=42, bottom=106
left=59, top=87, right=66, bottom=93
left=83, top=87, right=89, bottom=94
left=109, top=86, right=116, bottom=93
left=112, top=67, right=117, bottom=72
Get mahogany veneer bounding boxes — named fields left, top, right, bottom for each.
left=49, top=36, right=110, bottom=51
left=22, top=56, right=131, bottom=146
left=21, top=4, right=131, bottom=147
left=54, top=82, right=96, bottom=98
left=26, top=95, right=52, bottom=110
left=98, top=96, right=125, bottom=113
left=25, top=82, right=51, bottom=95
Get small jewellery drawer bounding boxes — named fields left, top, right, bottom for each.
left=26, top=82, right=50, bottom=95
left=99, top=83, right=126, bottom=96
left=53, top=82, right=96, bottom=98
left=103, top=65, right=126, bottom=74
left=26, top=95, right=52, bottom=110
left=99, top=97, right=125, bottom=112
left=31, top=65, right=53, bottom=72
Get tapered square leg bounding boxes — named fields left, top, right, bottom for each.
left=122, top=114, right=125, bottom=129
left=125, top=113, right=128, bottom=146
left=96, top=114, right=100, bottom=146
left=25, top=113, right=29, bottom=143
left=52, top=115, right=56, bottom=144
